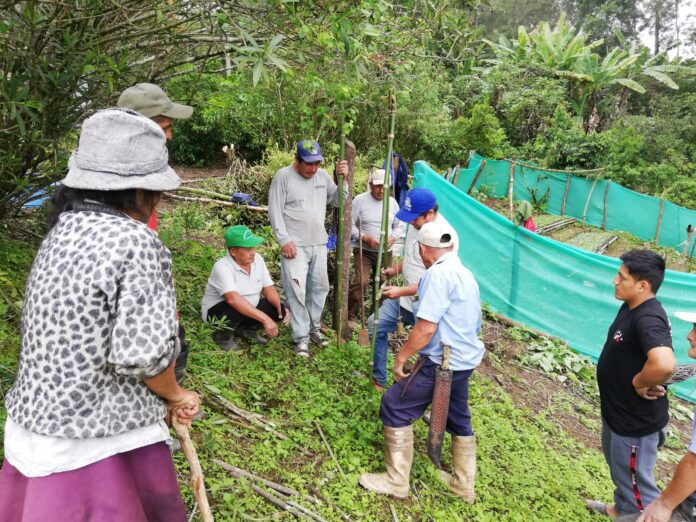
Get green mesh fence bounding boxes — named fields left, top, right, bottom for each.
left=415, top=160, right=696, bottom=403
left=453, top=152, right=696, bottom=253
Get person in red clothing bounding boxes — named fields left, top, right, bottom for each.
left=118, top=83, right=194, bottom=381
left=516, top=200, right=537, bottom=232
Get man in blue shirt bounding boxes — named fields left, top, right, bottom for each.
left=359, top=220, right=485, bottom=501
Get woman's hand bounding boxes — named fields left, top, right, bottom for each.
left=168, top=389, right=200, bottom=428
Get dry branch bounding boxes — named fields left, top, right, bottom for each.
left=207, top=393, right=287, bottom=440
left=314, top=421, right=347, bottom=481
left=172, top=419, right=214, bottom=522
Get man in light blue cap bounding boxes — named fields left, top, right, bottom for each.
left=268, top=140, right=348, bottom=357
left=367, top=187, right=458, bottom=390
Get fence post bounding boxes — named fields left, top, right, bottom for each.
left=507, top=159, right=516, bottom=220
left=451, top=164, right=462, bottom=186
left=655, top=199, right=665, bottom=245
left=561, top=175, right=571, bottom=216
left=467, top=159, right=486, bottom=195
left=602, top=181, right=611, bottom=230
left=582, top=176, right=599, bottom=225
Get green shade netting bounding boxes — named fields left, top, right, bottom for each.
left=460, top=152, right=696, bottom=252
left=414, top=160, right=696, bottom=403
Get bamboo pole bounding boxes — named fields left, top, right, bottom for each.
left=602, top=181, right=611, bottom=230
left=334, top=106, right=347, bottom=349
left=467, top=159, right=486, bottom=195
left=164, top=193, right=269, bottom=212
left=507, top=159, right=516, bottom=220
left=369, top=89, right=397, bottom=384
left=655, top=199, right=665, bottom=244
left=561, top=175, right=571, bottom=216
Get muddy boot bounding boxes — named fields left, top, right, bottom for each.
left=359, top=425, right=413, bottom=499
left=439, top=435, right=476, bottom=503
left=213, top=327, right=241, bottom=352
left=238, top=328, right=268, bottom=345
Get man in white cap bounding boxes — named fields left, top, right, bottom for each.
left=617, top=311, right=696, bottom=522
left=359, top=220, right=485, bottom=502
left=347, top=169, right=405, bottom=327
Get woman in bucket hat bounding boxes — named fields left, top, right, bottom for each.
left=0, top=108, right=199, bottom=521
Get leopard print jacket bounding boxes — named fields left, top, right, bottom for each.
left=4, top=206, right=179, bottom=439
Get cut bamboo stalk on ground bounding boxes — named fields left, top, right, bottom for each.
left=206, top=392, right=287, bottom=440
left=164, top=193, right=268, bottom=212
left=538, top=217, right=576, bottom=235
left=314, top=420, right=347, bottom=482
left=172, top=419, right=214, bottom=522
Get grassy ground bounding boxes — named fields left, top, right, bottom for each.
left=0, top=178, right=692, bottom=520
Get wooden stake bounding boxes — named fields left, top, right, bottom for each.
left=561, top=175, right=571, bottom=216
left=655, top=199, right=665, bottom=244
left=507, top=159, right=516, bottom=220
left=172, top=419, right=214, bottom=522
left=602, top=181, right=611, bottom=230
left=467, top=159, right=486, bottom=195
left=450, top=164, right=460, bottom=186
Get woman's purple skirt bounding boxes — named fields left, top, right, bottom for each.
left=0, top=441, right=188, bottom=522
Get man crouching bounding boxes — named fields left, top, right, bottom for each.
left=201, top=225, right=290, bottom=351
left=359, top=220, right=485, bottom=501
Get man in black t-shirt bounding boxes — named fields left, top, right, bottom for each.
left=587, top=250, right=676, bottom=518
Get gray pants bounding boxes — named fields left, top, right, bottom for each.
left=280, top=245, right=329, bottom=344
left=602, top=418, right=666, bottom=516
left=617, top=499, right=696, bottom=521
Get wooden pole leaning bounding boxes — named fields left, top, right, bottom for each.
left=507, top=159, right=516, bottom=220
left=369, top=89, right=397, bottom=387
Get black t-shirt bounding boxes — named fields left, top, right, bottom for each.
left=597, top=298, right=673, bottom=437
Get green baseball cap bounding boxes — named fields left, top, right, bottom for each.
left=225, top=225, right=264, bottom=248
left=117, top=83, right=193, bottom=119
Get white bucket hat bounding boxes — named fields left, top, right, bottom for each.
left=62, top=108, right=181, bottom=192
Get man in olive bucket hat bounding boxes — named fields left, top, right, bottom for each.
left=118, top=82, right=193, bottom=381
left=201, top=225, right=291, bottom=352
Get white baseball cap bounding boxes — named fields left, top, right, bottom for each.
left=418, top=221, right=454, bottom=248
left=368, top=169, right=386, bottom=186
left=675, top=311, right=696, bottom=323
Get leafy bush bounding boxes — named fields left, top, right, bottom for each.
left=448, top=102, right=508, bottom=161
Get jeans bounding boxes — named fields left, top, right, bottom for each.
left=281, top=245, right=329, bottom=344
left=367, top=298, right=415, bottom=387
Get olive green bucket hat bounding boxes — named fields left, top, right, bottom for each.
left=225, top=225, right=264, bottom=248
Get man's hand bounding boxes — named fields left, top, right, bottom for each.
left=281, top=241, right=297, bottom=259
left=362, top=235, right=380, bottom=249
left=381, top=285, right=402, bottom=300
left=646, top=385, right=667, bottom=398
left=263, top=318, right=279, bottom=338
left=394, top=355, right=409, bottom=382
left=637, top=499, right=673, bottom=522
left=336, top=160, right=348, bottom=177
left=387, top=235, right=396, bottom=247
left=279, top=306, right=291, bottom=326
left=381, top=266, right=398, bottom=280
left=633, top=376, right=667, bottom=400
